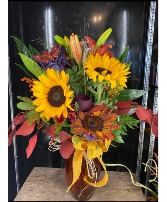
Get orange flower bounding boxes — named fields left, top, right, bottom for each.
left=71, top=107, right=120, bottom=141
left=69, top=33, right=82, bottom=64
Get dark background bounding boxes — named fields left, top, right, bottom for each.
left=8, top=1, right=158, bottom=201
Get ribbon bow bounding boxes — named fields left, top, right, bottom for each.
left=66, top=135, right=111, bottom=192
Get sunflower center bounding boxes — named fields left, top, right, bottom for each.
left=47, top=85, right=66, bottom=107
left=82, top=115, right=103, bottom=132
left=95, top=67, right=112, bottom=75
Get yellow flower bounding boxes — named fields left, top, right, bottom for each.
left=32, top=68, right=74, bottom=120
left=84, top=53, right=131, bottom=88
left=69, top=33, right=82, bottom=64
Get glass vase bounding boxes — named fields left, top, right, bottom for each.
left=65, top=152, right=101, bottom=201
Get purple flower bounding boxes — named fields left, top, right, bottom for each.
left=83, top=133, right=97, bottom=141
left=75, top=94, right=92, bottom=112
left=33, top=45, right=70, bottom=71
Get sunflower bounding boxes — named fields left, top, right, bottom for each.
left=84, top=53, right=131, bottom=88
left=71, top=107, right=120, bottom=141
left=32, top=68, right=74, bottom=120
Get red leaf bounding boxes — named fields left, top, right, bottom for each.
left=8, top=112, right=26, bottom=132
left=59, top=141, right=74, bottom=159
left=8, top=128, right=16, bottom=146
left=13, top=114, right=26, bottom=126
left=113, top=108, right=130, bottom=115
left=113, top=101, right=139, bottom=115
left=50, top=134, right=55, bottom=145
left=59, top=131, right=71, bottom=143
left=26, top=134, right=37, bottom=158
left=15, top=120, right=36, bottom=136
left=151, top=114, right=158, bottom=137
left=95, top=44, right=112, bottom=56
left=37, top=121, right=45, bottom=129
left=135, top=106, right=153, bottom=124
left=115, top=101, right=138, bottom=108
left=88, top=104, right=106, bottom=114
left=43, top=125, right=56, bottom=136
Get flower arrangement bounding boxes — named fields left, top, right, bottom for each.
left=8, top=28, right=158, bottom=195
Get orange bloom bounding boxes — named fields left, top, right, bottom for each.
left=69, top=33, right=82, bottom=64
left=71, top=107, right=120, bottom=141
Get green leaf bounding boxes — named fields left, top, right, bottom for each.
left=54, top=35, right=67, bottom=47
left=11, top=36, right=32, bottom=58
left=152, top=182, right=158, bottom=190
left=27, top=116, right=39, bottom=124
left=25, top=110, right=38, bottom=119
left=15, top=63, right=36, bottom=78
left=75, top=102, right=80, bottom=112
left=18, top=53, right=44, bottom=78
left=87, top=86, right=97, bottom=95
left=125, top=61, right=132, bottom=69
left=119, top=128, right=127, bottom=135
left=118, top=47, right=129, bottom=63
left=117, top=89, right=147, bottom=100
left=29, top=44, right=39, bottom=55
left=17, top=96, right=33, bottom=104
left=94, top=101, right=105, bottom=105
left=17, top=102, right=36, bottom=110
left=41, top=117, right=47, bottom=123
left=114, top=135, right=124, bottom=143
left=96, top=28, right=112, bottom=48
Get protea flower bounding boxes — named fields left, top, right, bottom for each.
left=69, top=33, right=82, bottom=65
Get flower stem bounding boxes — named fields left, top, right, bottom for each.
left=97, top=83, right=103, bottom=102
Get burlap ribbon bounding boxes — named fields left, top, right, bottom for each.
left=66, top=135, right=111, bottom=192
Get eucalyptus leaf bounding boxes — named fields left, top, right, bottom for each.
left=17, top=102, right=36, bottom=110
left=54, top=35, right=67, bottom=47
left=18, top=53, right=44, bottom=78
left=118, top=47, right=129, bottom=63
left=11, top=36, right=32, bottom=58
left=96, top=28, right=112, bottom=48
left=117, top=89, right=147, bottom=100
left=15, top=63, right=36, bottom=78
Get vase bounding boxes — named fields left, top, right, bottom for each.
left=65, top=152, right=101, bottom=201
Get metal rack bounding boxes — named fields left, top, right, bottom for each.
left=135, top=1, right=158, bottom=196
